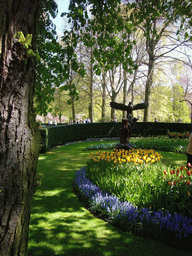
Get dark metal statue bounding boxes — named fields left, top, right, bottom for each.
left=110, top=101, right=148, bottom=150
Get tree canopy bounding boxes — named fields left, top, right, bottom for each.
left=34, top=0, right=192, bottom=121
left=50, top=0, right=191, bottom=122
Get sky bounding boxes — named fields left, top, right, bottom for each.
left=53, top=0, right=70, bottom=36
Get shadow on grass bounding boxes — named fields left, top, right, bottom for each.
left=28, top=142, right=192, bottom=256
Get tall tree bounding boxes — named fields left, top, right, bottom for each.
left=88, top=46, right=94, bottom=122
left=105, top=65, right=125, bottom=119
left=0, top=0, right=41, bottom=255
left=101, top=70, right=107, bottom=121
left=132, top=4, right=172, bottom=121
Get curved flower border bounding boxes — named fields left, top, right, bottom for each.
left=74, top=166, right=192, bottom=244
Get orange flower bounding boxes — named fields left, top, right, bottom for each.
left=168, top=182, right=172, bottom=187
left=180, top=175, right=183, bottom=179
left=187, top=181, right=191, bottom=186
left=164, top=170, right=167, bottom=175
left=187, top=171, right=191, bottom=176
left=180, top=166, right=183, bottom=171
left=188, top=163, right=191, bottom=168
left=173, top=181, right=176, bottom=185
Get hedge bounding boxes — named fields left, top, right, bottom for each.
left=39, top=122, right=192, bottom=153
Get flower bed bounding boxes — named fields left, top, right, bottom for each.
left=167, top=132, right=190, bottom=139
left=74, top=167, right=192, bottom=248
left=85, top=137, right=188, bottom=154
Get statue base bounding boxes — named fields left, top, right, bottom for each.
left=114, top=143, right=133, bottom=151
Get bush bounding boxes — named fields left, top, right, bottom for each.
left=39, top=122, right=192, bottom=152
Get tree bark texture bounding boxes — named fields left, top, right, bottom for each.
left=0, top=0, right=41, bottom=255
left=101, top=71, right=106, bottom=121
left=89, top=47, right=93, bottom=122
left=111, top=89, right=118, bottom=119
left=143, top=40, right=155, bottom=122
left=123, top=69, right=127, bottom=119
left=71, top=96, right=76, bottom=123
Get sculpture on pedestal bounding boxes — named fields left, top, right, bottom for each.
left=110, top=101, right=148, bottom=150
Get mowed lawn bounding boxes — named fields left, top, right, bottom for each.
left=28, top=141, right=192, bottom=256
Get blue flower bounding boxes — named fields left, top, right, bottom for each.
left=74, top=167, right=192, bottom=241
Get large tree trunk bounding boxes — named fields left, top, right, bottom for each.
left=0, top=0, right=40, bottom=255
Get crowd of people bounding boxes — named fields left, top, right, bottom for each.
left=47, top=118, right=91, bottom=125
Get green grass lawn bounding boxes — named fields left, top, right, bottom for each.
left=28, top=141, right=192, bottom=256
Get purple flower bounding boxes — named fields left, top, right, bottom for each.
left=74, top=167, right=192, bottom=240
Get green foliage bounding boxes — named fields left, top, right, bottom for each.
left=62, top=0, right=137, bottom=77
left=15, top=31, right=32, bottom=49
left=35, top=0, right=192, bottom=120
left=34, top=0, right=66, bottom=116
left=39, top=121, right=192, bottom=152
left=151, top=84, right=190, bottom=123
left=34, top=0, right=85, bottom=116
left=39, top=122, right=120, bottom=150
left=14, top=31, right=40, bottom=61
